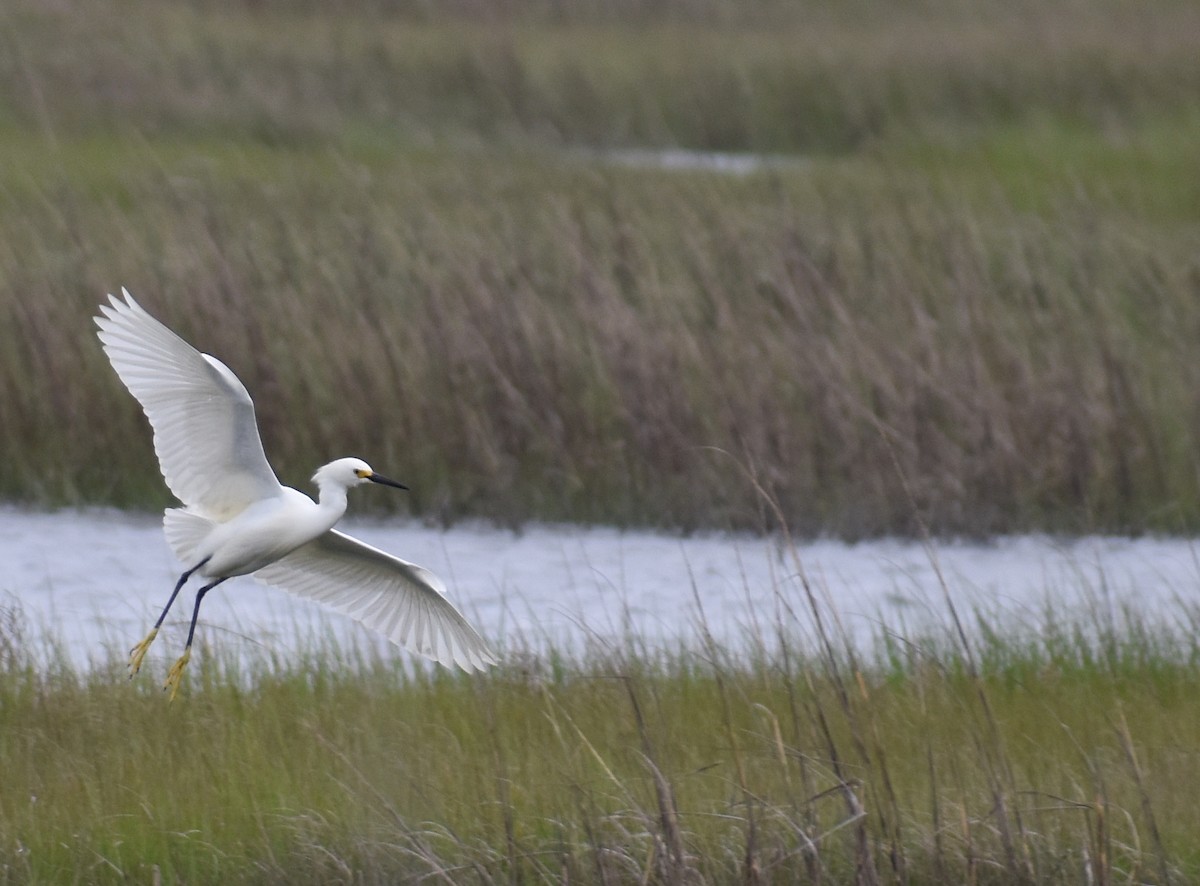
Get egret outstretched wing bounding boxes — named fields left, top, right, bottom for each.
left=255, top=529, right=496, bottom=672
left=95, top=290, right=282, bottom=519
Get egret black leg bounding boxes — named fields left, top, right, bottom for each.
left=154, top=557, right=211, bottom=631
left=185, top=576, right=228, bottom=650
left=128, top=557, right=212, bottom=678
left=163, top=575, right=228, bottom=701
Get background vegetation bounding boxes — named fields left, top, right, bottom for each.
left=1, top=0, right=1198, bottom=534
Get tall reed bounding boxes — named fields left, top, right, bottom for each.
left=4, top=0, right=1199, bottom=152
left=2, top=150, right=1199, bottom=533
left=2, top=0, right=1199, bottom=534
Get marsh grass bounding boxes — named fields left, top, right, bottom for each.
left=3, top=145, right=1199, bottom=535
left=5, top=0, right=1199, bottom=152
left=4, top=567, right=1200, bottom=884
left=2, top=0, right=1200, bottom=535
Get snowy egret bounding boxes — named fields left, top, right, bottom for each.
left=95, top=289, right=496, bottom=699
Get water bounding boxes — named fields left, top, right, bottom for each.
left=3, top=505, right=1199, bottom=670
left=596, top=148, right=805, bottom=176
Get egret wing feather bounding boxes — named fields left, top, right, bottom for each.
left=255, top=530, right=496, bottom=672
left=95, top=290, right=281, bottom=518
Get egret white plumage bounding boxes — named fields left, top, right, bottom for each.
left=95, top=289, right=496, bottom=699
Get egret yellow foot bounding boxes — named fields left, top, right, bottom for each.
left=163, top=648, right=192, bottom=702
left=128, top=627, right=159, bottom=677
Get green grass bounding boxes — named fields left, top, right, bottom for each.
left=4, top=581, right=1200, bottom=883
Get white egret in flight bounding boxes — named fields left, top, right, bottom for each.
left=95, top=289, right=496, bottom=699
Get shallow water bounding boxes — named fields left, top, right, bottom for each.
left=3, top=506, right=1199, bottom=670
left=596, top=148, right=805, bottom=176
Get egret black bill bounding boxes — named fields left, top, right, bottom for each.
left=368, top=472, right=409, bottom=491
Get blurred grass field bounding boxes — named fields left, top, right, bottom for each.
left=1, top=0, right=1199, bottom=534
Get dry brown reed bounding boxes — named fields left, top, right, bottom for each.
left=2, top=0, right=1199, bottom=534
left=5, top=0, right=1199, bottom=153
left=3, top=158, right=1199, bottom=534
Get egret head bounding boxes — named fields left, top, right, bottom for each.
left=313, top=457, right=409, bottom=492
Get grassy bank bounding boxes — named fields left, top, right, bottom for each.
left=3, top=584, right=1200, bottom=883
left=1, top=0, right=1199, bottom=534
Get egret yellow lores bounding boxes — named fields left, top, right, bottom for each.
left=95, top=289, right=496, bottom=699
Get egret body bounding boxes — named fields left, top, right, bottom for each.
left=95, top=290, right=495, bottom=699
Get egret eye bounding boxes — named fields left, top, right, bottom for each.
left=355, top=468, right=370, bottom=479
